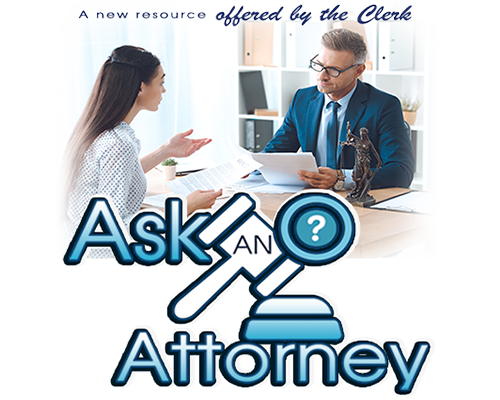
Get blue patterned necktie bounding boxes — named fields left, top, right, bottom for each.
left=326, top=101, right=340, bottom=169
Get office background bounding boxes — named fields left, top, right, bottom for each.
left=55, top=0, right=437, bottom=177
left=56, top=0, right=438, bottom=300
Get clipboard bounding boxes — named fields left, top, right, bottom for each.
left=370, top=191, right=435, bottom=214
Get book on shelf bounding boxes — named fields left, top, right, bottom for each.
left=245, top=120, right=274, bottom=152
left=254, top=109, right=278, bottom=116
left=239, top=71, right=268, bottom=114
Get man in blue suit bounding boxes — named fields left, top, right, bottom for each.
left=263, top=28, right=414, bottom=190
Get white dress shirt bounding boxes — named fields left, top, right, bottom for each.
left=315, top=83, right=358, bottom=189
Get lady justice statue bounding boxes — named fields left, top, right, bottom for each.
left=340, top=122, right=382, bottom=207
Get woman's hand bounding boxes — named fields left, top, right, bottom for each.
left=165, top=129, right=212, bottom=158
left=140, top=129, right=211, bottom=174
left=186, top=189, right=223, bottom=214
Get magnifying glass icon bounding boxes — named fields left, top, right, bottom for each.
left=251, top=190, right=359, bottom=297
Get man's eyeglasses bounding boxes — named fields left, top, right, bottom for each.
left=309, top=54, right=361, bottom=77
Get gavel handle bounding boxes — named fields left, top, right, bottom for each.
left=252, top=258, right=304, bottom=298
left=168, top=257, right=248, bottom=323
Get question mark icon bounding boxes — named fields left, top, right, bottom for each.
left=275, top=191, right=358, bottom=266
left=308, top=215, right=326, bottom=242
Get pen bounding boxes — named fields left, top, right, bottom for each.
left=385, top=205, right=414, bottom=213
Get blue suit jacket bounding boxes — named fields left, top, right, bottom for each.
left=263, top=81, right=415, bottom=188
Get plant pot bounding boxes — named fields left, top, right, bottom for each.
left=161, top=165, right=177, bottom=181
left=403, top=111, right=417, bottom=126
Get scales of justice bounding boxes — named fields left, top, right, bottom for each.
left=337, top=121, right=382, bottom=207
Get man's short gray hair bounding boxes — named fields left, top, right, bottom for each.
left=320, top=28, right=367, bottom=65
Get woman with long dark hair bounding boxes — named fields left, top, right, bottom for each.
left=64, top=45, right=221, bottom=254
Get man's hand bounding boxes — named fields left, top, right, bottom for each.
left=297, top=167, right=339, bottom=189
left=165, top=129, right=212, bottom=158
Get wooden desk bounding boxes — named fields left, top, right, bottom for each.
left=145, top=169, right=433, bottom=258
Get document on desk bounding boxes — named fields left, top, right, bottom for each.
left=250, top=183, right=307, bottom=194
left=231, top=174, right=303, bottom=194
left=229, top=140, right=318, bottom=187
left=143, top=193, right=172, bottom=209
left=143, top=192, right=230, bottom=211
left=252, top=153, right=318, bottom=186
left=175, top=155, right=217, bottom=174
left=370, top=191, right=435, bottom=214
left=166, top=154, right=262, bottom=197
left=231, top=173, right=296, bottom=194
left=231, top=173, right=268, bottom=190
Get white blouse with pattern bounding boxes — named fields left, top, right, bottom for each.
left=67, top=122, right=147, bottom=258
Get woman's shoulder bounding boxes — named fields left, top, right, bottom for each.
left=98, top=122, right=135, bottom=141
left=92, top=122, right=139, bottom=151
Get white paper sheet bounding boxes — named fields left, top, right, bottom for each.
left=229, top=140, right=252, bottom=158
left=370, top=191, right=435, bottom=214
left=166, top=154, right=262, bottom=197
left=174, top=155, right=217, bottom=174
left=142, top=193, right=172, bottom=209
left=247, top=184, right=304, bottom=193
left=231, top=174, right=268, bottom=190
left=231, top=174, right=302, bottom=193
left=229, top=140, right=318, bottom=186
left=252, top=152, right=317, bottom=186
left=143, top=192, right=231, bottom=212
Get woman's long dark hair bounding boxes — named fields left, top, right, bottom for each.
left=63, top=45, right=160, bottom=195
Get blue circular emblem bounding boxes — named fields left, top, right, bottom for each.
left=274, top=192, right=356, bottom=265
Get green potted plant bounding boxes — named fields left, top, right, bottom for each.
left=390, top=0, right=417, bottom=14
left=160, top=158, right=178, bottom=181
left=401, top=95, right=422, bottom=125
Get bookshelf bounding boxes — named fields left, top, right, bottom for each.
left=363, top=14, right=438, bottom=192
left=236, top=19, right=429, bottom=190
left=236, top=22, right=320, bottom=157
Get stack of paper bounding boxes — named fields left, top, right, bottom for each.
left=371, top=191, right=435, bottom=214
left=166, top=154, right=262, bottom=197
left=228, top=140, right=318, bottom=193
